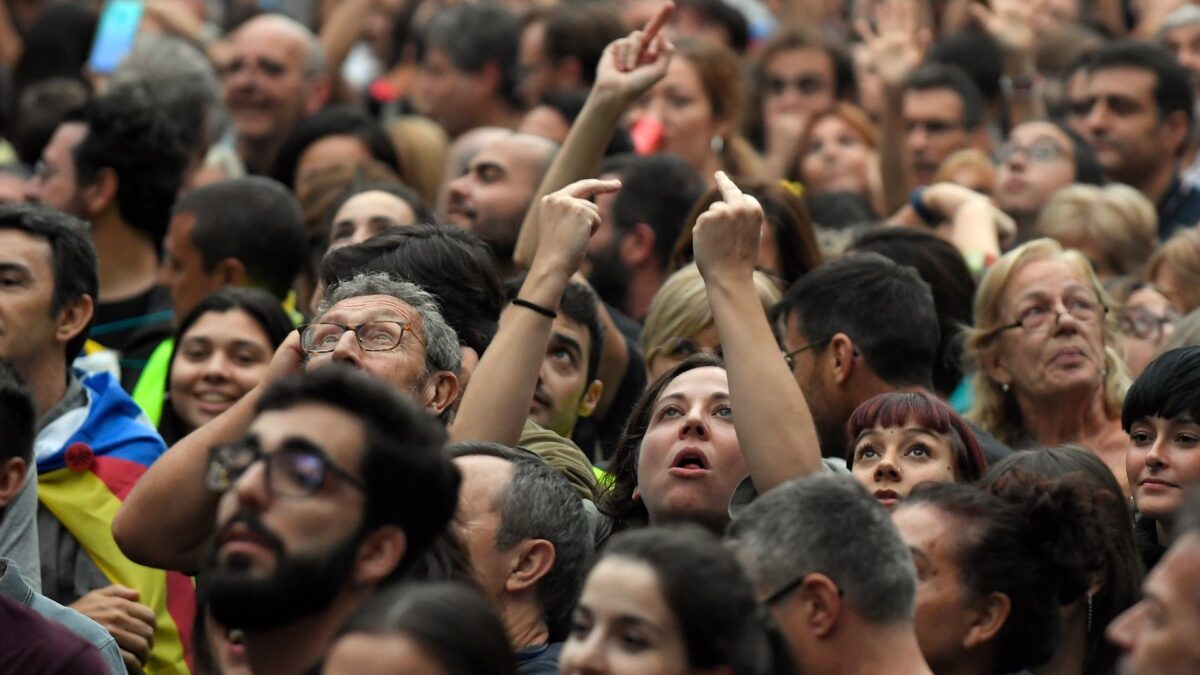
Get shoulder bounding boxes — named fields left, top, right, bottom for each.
left=520, top=420, right=598, bottom=500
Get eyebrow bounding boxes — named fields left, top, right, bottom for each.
left=549, top=332, right=584, bottom=360
left=656, top=391, right=731, bottom=406
left=472, top=160, right=506, bottom=175
left=0, top=262, right=32, bottom=276
left=909, top=546, right=931, bottom=567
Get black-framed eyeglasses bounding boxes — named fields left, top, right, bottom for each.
left=763, top=573, right=844, bottom=605
left=996, top=299, right=1107, bottom=334
left=205, top=441, right=366, bottom=497
left=783, top=336, right=832, bottom=370
left=299, top=321, right=419, bottom=354
left=1119, top=308, right=1178, bottom=342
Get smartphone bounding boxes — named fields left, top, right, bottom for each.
left=87, top=0, right=145, bottom=75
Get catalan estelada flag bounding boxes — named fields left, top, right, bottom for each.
left=37, top=371, right=195, bottom=675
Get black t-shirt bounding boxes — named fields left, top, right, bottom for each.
left=0, top=594, right=109, bottom=674
left=571, top=303, right=648, bottom=463
left=90, top=285, right=174, bottom=391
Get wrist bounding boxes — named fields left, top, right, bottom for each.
left=521, top=262, right=571, bottom=303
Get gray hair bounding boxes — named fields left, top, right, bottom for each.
left=727, top=474, right=917, bottom=624
left=317, top=272, right=461, bottom=375
left=110, top=34, right=224, bottom=156
left=449, top=442, right=593, bottom=642
left=1162, top=4, right=1200, bottom=35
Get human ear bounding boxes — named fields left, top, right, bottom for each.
left=505, top=538, right=556, bottom=593
left=0, top=457, right=27, bottom=510
left=425, top=371, right=460, bottom=415
left=962, top=592, right=1011, bottom=649
left=354, top=525, right=406, bottom=586
left=576, top=380, right=604, bottom=419
left=797, top=573, right=842, bottom=639
left=55, top=295, right=94, bottom=348
left=828, top=333, right=856, bottom=386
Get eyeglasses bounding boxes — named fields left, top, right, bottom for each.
left=206, top=441, right=366, bottom=497
left=766, top=75, right=827, bottom=96
left=993, top=141, right=1069, bottom=165
left=997, top=299, right=1107, bottom=334
left=905, top=119, right=963, bottom=136
left=763, top=573, right=844, bottom=605
left=1119, top=308, right=1178, bottom=342
left=31, top=161, right=60, bottom=184
left=660, top=337, right=723, bottom=361
left=782, top=336, right=832, bottom=370
left=299, top=321, right=418, bottom=354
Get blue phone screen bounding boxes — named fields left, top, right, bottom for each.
left=88, top=1, right=144, bottom=74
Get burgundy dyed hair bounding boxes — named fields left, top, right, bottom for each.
left=845, top=392, right=987, bottom=482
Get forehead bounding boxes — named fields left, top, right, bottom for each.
left=663, top=56, right=704, bottom=90
left=552, top=313, right=591, bottom=350
left=0, top=229, right=54, bottom=274
left=904, top=89, right=964, bottom=118
left=1085, top=67, right=1156, bottom=99
left=767, top=47, right=832, bottom=74
left=892, top=503, right=957, bottom=559
left=335, top=191, right=415, bottom=224
left=1165, top=21, right=1200, bottom=43
left=812, top=114, right=856, bottom=136
left=249, top=403, right=368, bottom=469
left=454, top=455, right=514, bottom=502
left=45, top=122, right=87, bottom=159
left=1153, top=535, right=1200, bottom=606
left=585, top=556, right=672, bottom=619
left=1003, top=257, right=1092, bottom=303
left=321, top=294, right=422, bottom=326
left=471, top=137, right=550, bottom=176
left=182, top=309, right=271, bottom=344
left=658, top=366, right=728, bottom=401
left=231, top=19, right=308, bottom=63
left=1011, top=122, right=1070, bottom=147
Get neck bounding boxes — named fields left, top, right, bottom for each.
left=1034, top=604, right=1088, bottom=675
left=1123, top=160, right=1176, bottom=206
left=1014, top=211, right=1039, bottom=244
left=503, top=594, right=551, bottom=651
left=824, top=621, right=932, bottom=675
left=244, top=593, right=364, bottom=675
left=236, top=135, right=285, bottom=176
left=91, top=211, right=159, bottom=303
left=27, top=357, right=68, bottom=421
left=1015, top=384, right=1111, bottom=447
left=625, top=265, right=664, bottom=322
left=1157, top=518, right=1173, bottom=548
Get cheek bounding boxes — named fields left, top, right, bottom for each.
left=232, top=363, right=270, bottom=394
left=168, top=360, right=201, bottom=394
left=1177, top=452, right=1200, bottom=486
left=1126, top=449, right=1146, bottom=479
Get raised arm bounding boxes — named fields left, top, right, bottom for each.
left=512, top=1, right=675, bottom=268
left=692, top=172, right=823, bottom=491
left=450, top=178, right=621, bottom=446
left=113, top=332, right=306, bottom=571
left=971, top=0, right=1047, bottom=126
left=856, top=0, right=929, bottom=211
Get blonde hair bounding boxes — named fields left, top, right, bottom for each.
left=388, top=115, right=449, bottom=207
left=1148, top=227, right=1200, bottom=314
left=965, top=238, right=1130, bottom=445
left=640, top=264, right=782, bottom=366
left=1036, top=184, right=1158, bottom=278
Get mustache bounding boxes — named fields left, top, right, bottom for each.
left=216, top=510, right=286, bottom=558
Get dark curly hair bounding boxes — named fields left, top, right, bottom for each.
left=70, top=90, right=188, bottom=246
left=903, top=472, right=1110, bottom=674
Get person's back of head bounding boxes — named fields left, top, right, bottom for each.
left=174, top=176, right=307, bottom=301
left=272, top=105, right=401, bottom=193
left=848, top=229, right=975, bottom=398
left=109, top=34, right=222, bottom=165
left=673, top=0, right=751, bottom=53
left=541, top=2, right=626, bottom=88
left=73, top=89, right=190, bottom=244
left=257, top=367, right=459, bottom=578
left=449, top=442, right=592, bottom=642
left=727, top=474, right=917, bottom=665
left=11, top=77, right=89, bottom=167
left=329, top=582, right=516, bottom=675
left=0, top=360, right=35, bottom=520
left=612, top=154, right=705, bottom=275
left=775, top=252, right=939, bottom=390
left=928, top=27, right=1003, bottom=106
left=319, top=225, right=503, bottom=356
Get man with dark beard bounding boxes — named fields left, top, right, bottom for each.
left=202, top=366, right=459, bottom=675
left=584, top=153, right=703, bottom=322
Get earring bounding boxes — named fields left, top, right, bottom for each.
left=1086, top=593, right=1093, bottom=633
left=710, top=135, right=725, bottom=154
left=1000, top=382, right=1010, bottom=393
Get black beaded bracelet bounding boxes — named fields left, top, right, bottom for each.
left=513, top=298, right=557, bottom=319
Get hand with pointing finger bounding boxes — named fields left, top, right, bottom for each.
left=594, top=1, right=675, bottom=102
left=532, top=178, right=622, bottom=279
left=692, top=171, right=765, bottom=283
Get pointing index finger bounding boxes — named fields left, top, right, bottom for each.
left=641, top=1, right=675, bottom=50
left=560, top=178, right=622, bottom=200
left=714, top=171, right=742, bottom=204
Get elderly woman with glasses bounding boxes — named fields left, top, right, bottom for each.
left=965, top=238, right=1132, bottom=492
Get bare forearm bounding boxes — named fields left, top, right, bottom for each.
left=320, top=0, right=373, bottom=77
left=705, top=277, right=822, bottom=491
left=1003, top=51, right=1046, bottom=127
left=514, top=88, right=628, bottom=268
left=450, top=265, right=570, bottom=445
left=880, top=86, right=910, bottom=213
left=114, top=386, right=263, bottom=571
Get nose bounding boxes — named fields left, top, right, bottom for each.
left=564, top=632, right=607, bottom=674
left=22, top=179, right=42, bottom=204
left=874, top=454, right=901, bottom=483
left=201, top=353, right=232, bottom=381
left=908, top=126, right=929, bottom=151
left=1105, top=602, right=1142, bottom=653
left=231, top=458, right=271, bottom=509
left=1085, top=101, right=1109, bottom=134
left=679, top=404, right=711, bottom=440
left=329, top=329, right=364, bottom=368
left=1144, top=436, right=1169, bottom=470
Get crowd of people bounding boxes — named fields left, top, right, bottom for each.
left=1, top=0, right=1200, bottom=673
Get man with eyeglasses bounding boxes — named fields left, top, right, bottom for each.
left=728, top=474, right=933, bottom=675
left=774, top=254, right=1011, bottom=465
left=901, top=63, right=989, bottom=189
left=203, top=366, right=459, bottom=675
left=993, top=120, right=1104, bottom=243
